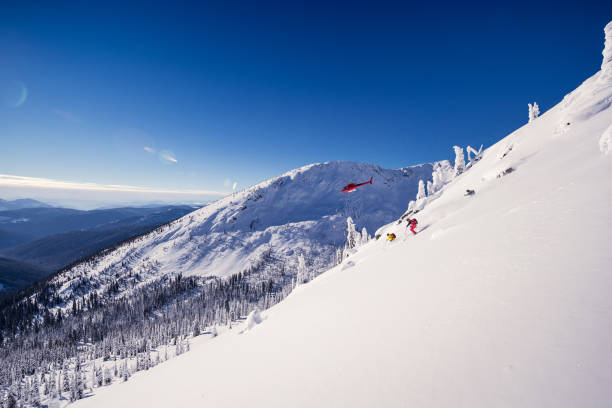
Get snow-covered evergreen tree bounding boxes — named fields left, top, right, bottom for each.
left=30, top=374, right=40, bottom=406
left=453, top=146, right=465, bottom=177
left=335, top=248, right=343, bottom=265
left=122, top=360, right=130, bottom=382
left=96, top=363, right=102, bottom=386
left=296, top=254, right=307, bottom=284
left=427, top=180, right=434, bottom=197
left=62, top=370, right=70, bottom=394
left=416, top=179, right=426, bottom=200
left=528, top=102, right=540, bottom=122
left=345, top=217, right=359, bottom=253
left=49, top=369, right=57, bottom=399
left=69, top=373, right=77, bottom=402
left=104, top=367, right=112, bottom=385
left=361, top=227, right=369, bottom=245
left=407, top=200, right=416, bottom=213
left=431, top=169, right=442, bottom=193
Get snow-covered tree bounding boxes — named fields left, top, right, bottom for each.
left=122, top=360, right=130, bottom=382
left=335, top=248, right=343, bottom=265
left=49, top=369, right=57, bottom=399
left=193, top=321, right=200, bottom=337
left=30, top=374, right=40, bottom=406
left=62, top=370, right=70, bottom=394
left=360, top=227, right=369, bottom=245
left=528, top=102, right=540, bottom=122
left=104, top=367, right=112, bottom=385
left=426, top=180, right=434, bottom=197
left=296, top=254, right=307, bottom=285
left=69, top=373, right=78, bottom=402
left=431, top=168, right=442, bottom=193
left=453, top=146, right=465, bottom=177
left=4, top=388, right=17, bottom=408
left=416, top=179, right=426, bottom=200
left=345, top=217, right=359, bottom=252
left=407, top=200, right=416, bottom=213
left=96, top=363, right=103, bottom=386
left=466, top=145, right=483, bottom=165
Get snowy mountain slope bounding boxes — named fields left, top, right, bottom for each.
left=43, top=161, right=439, bottom=307
left=72, top=23, right=612, bottom=408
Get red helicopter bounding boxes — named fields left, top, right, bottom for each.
left=341, top=176, right=373, bottom=193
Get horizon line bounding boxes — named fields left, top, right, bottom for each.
left=0, top=174, right=230, bottom=196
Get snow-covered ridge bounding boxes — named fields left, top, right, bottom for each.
left=44, top=160, right=440, bottom=309
left=70, top=21, right=612, bottom=408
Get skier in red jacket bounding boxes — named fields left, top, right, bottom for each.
left=407, top=218, right=418, bottom=235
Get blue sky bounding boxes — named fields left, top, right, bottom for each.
left=1, top=1, right=611, bottom=207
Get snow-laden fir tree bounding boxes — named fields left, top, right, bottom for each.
left=296, top=253, right=307, bottom=285
left=528, top=102, right=540, bottom=122
left=431, top=168, right=442, bottom=194
left=122, top=360, right=130, bottom=382
left=406, top=200, right=416, bottom=214
left=361, top=227, right=369, bottom=245
left=94, top=363, right=101, bottom=387
left=335, top=248, right=343, bottom=265
left=49, top=369, right=57, bottom=399
left=104, top=367, right=112, bottom=385
left=427, top=180, right=434, bottom=197
left=344, top=217, right=359, bottom=253
left=453, top=146, right=465, bottom=177
left=30, top=374, right=40, bottom=406
left=62, top=369, right=70, bottom=394
left=4, top=389, right=16, bottom=408
left=416, top=179, right=426, bottom=200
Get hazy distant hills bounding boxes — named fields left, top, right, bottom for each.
left=0, top=203, right=199, bottom=292
left=0, top=206, right=199, bottom=246
left=0, top=198, right=52, bottom=211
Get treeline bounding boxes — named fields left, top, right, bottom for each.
left=0, top=245, right=304, bottom=406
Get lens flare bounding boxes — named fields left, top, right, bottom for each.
left=0, top=80, right=27, bottom=108
left=232, top=182, right=237, bottom=190
left=158, top=150, right=178, bottom=164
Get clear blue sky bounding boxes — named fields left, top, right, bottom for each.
left=1, top=1, right=611, bottom=204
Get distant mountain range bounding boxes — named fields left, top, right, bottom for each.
left=0, top=203, right=200, bottom=291
left=0, top=198, right=52, bottom=211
